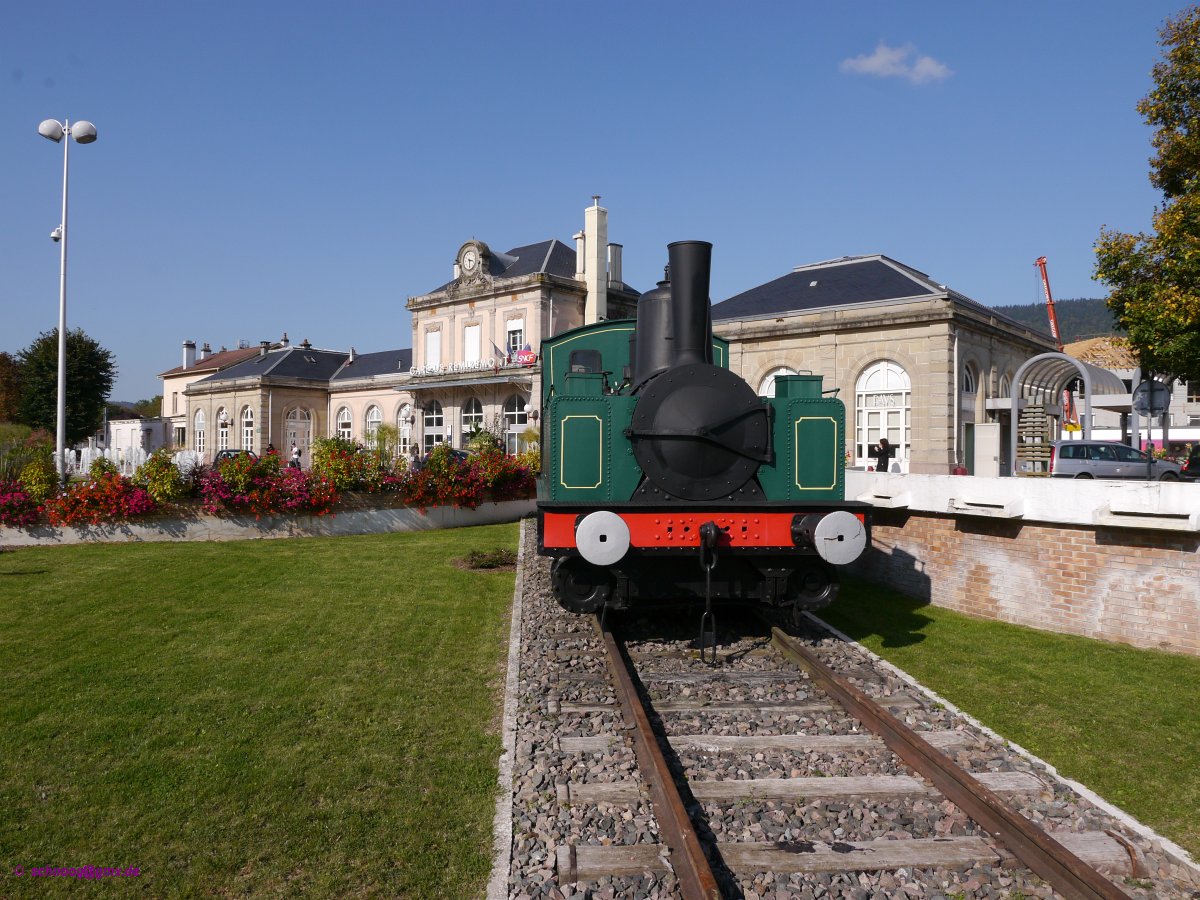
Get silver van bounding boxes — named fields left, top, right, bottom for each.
left=1050, top=440, right=1182, bottom=481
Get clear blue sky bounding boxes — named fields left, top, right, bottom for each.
left=1, top=1, right=1185, bottom=401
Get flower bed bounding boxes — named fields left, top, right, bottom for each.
left=0, top=444, right=536, bottom=532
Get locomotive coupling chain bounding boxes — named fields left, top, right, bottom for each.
left=698, top=521, right=720, bottom=665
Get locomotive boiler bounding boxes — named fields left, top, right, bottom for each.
left=536, top=240, right=868, bottom=624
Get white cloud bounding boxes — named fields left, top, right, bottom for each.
left=841, top=42, right=951, bottom=85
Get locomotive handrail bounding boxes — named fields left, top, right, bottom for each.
left=625, top=404, right=772, bottom=462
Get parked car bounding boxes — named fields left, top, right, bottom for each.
left=212, top=449, right=259, bottom=466
left=1182, top=445, right=1200, bottom=482
left=1049, top=440, right=1182, bottom=481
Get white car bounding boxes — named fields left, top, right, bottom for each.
left=1049, top=440, right=1182, bottom=481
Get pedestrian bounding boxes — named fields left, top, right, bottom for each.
left=872, top=437, right=895, bottom=473
left=266, top=443, right=276, bottom=456
left=291, top=444, right=302, bottom=469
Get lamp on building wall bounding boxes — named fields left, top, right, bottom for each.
left=38, top=117, right=98, bottom=481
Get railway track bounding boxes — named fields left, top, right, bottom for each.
left=503, top=521, right=1199, bottom=898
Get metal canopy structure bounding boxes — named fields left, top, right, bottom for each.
left=1008, top=352, right=1132, bottom=475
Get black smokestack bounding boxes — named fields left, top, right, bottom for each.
left=667, top=241, right=713, bottom=366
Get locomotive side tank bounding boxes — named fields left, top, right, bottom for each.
left=537, top=240, right=868, bottom=620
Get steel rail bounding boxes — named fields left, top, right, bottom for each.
left=771, top=627, right=1128, bottom=900
left=593, top=615, right=722, bottom=900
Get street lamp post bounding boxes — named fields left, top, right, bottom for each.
left=38, top=118, right=98, bottom=482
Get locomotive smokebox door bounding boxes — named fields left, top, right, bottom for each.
left=630, top=364, right=768, bottom=501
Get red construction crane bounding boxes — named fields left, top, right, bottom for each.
left=1034, top=256, right=1063, bottom=351
left=1034, top=256, right=1079, bottom=431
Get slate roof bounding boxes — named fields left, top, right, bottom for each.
left=158, top=346, right=261, bottom=377
left=331, top=348, right=413, bottom=381
left=194, top=347, right=350, bottom=384
left=711, top=255, right=992, bottom=321
left=424, top=238, right=586, bottom=294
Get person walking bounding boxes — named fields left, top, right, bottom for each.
left=291, top=444, right=302, bottom=469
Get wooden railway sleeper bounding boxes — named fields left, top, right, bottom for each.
left=771, top=627, right=1130, bottom=900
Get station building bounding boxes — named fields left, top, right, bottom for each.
left=161, top=200, right=636, bottom=461
left=712, top=256, right=1056, bottom=474
left=160, top=200, right=1189, bottom=476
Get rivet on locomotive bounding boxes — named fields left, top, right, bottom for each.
left=537, top=240, right=869, bottom=625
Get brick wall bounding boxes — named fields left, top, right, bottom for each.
left=848, top=509, right=1200, bottom=656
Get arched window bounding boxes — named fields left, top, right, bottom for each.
left=364, top=405, right=382, bottom=444
left=194, top=409, right=206, bottom=456
left=461, top=397, right=483, bottom=448
left=423, top=400, right=445, bottom=452
left=962, top=366, right=977, bottom=394
left=855, top=361, right=911, bottom=469
left=758, top=366, right=799, bottom=398
left=503, top=394, right=528, bottom=455
left=241, top=406, right=255, bottom=452
left=336, top=407, right=353, bottom=441
left=397, top=403, right=412, bottom=455
left=998, top=375, right=1012, bottom=398
left=217, top=407, right=230, bottom=451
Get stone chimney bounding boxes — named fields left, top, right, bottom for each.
left=182, top=340, right=196, bottom=370
left=281, top=332, right=290, bottom=347
left=583, top=197, right=608, bottom=323
left=574, top=231, right=586, bottom=279
left=259, top=340, right=270, bottom=356
left=608, top=243, right=623, bottom=287
left=199, top=342, right=211, bottom=360
left=348, top=346, right=357, bottom=362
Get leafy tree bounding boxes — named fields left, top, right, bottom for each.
left=0, top=352, right=21, bottom=422
left=16, top=328, right=117, bottom=445
left=134, top=396, right=162, bottom=418
left=1095, top=7, right=1200, bottom=382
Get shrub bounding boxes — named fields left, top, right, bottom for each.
left=471, top=448, right=536, bottom=501
left=19, top=453, right=59, bottom=503
left=135, top=448, right=190, bottom=503
left=0, top=480, right=39, bottom=528
left=311, top=437, right=387, bottom=491
left=400, top=446, right=534, bottom=511
left=89, top=456, right=119, bottom=479
left=199, top=461, right=339, bottom=518
left=0, top=425, right=46, bottom=482
left=45, top=473, right=157, bottom=527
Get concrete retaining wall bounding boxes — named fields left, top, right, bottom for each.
left=844, top=472, right=1200, bottom=656
left=0, top=499, right=535, bottom=548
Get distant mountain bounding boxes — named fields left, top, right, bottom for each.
left=990, top=297, right=1124, bottom=344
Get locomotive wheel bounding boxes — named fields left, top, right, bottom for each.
left=789, top=562, right=840, bottom=625
left=551, top=556, right=613, bottom=614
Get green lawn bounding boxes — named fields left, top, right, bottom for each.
left=821, top=578, right=1200, bottom=860
left=0, top=525, right=518, bottom=897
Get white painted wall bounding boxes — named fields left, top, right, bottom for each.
left=848, top=470, right=1200, bottom=531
